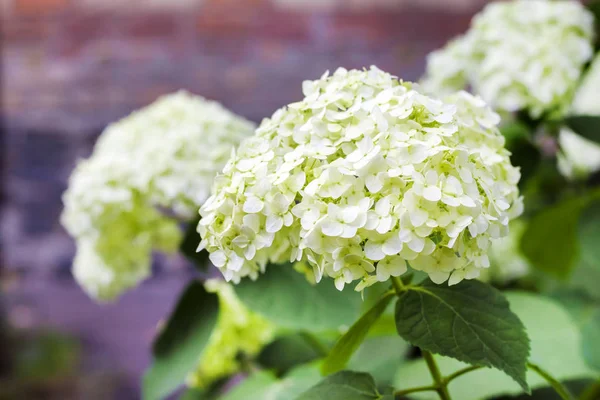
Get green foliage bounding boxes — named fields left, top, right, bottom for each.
left=553, top=289, right=600, bottom=372
left=578, top=200, right=600, bottom=275
left=297, top=370, right=390, bottom=400
left=347, top=336, right=409, bottom=386
left=220, top=364, right=322, bottom=400
left=582, top=311, right=600, bottom=371
left=564, top=116, right=600, bottom=144
left=143, top=282, right=219, bottom=400
left=501, top=121, right=541, bottom=188
left=234, top=264, right=361, bottom=331
left=322, top=292, right=394, bottom=375
left=180, top=217, right=209, bottom=271
left=589, top=0, right=600, bottom=47
left=395, top=279, right=530, bottom=391
left=179, top=388, right=212, bottom=400
left=257, top=333, right=325, bottom=375
left=394, top=292, right=596, bottom=400
left=521, top=196, right=589, bottom=279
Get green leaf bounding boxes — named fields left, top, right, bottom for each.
left=590, top=1, right=600, bottom=50
left=143, top=282, right=219, bottom=400
left=257, top=333, right=324, bottom=374
left=551, top=289, right=600, bottom=372
left=180, top=217, right=209, bottom=271
left=179, top=388, right=211, bottom=400
left=394, top=292, right=596, bottom=400
left=501, top=121, right=531, bottom=143
left=564, top=115, right=600, bottom=144
left=500, top=121, right=541, bottom=188
left=521, top=196, right=588, bottom=279
left=234, top=264, right=361, bottom=331
left=296, top=370, right=384, bottom=400
left=395, top=279, right=530, bottom=391
left=582, top=310, right=600, bottom=371
left=220, top=372, right=278, bottom=400
left=348, top=335, right=409, bottom=386
left=578, top=200, right=600, bottom=272
left=221, top=364, right=322, bottom=400
left=551, top=289, right=599, bottom=327
left=322, top=292, right=394, bottom=375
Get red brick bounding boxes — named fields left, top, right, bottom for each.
left=15, top=0, right=70, bottom=15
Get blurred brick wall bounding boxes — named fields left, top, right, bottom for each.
left=1, top=0, right=488, bottom=392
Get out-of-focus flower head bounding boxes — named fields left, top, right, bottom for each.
left=421, top=0, right=595, bottom=118
left=199, top=67, right=522, bottom=291
left=558, top=54, right=600, bottom=180
left=61, top=92, right=255, bottom=300
left=186, top=280, right=274, bottom=388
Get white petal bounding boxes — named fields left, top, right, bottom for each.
left=423, top=186, right=442, bottom=202
left=266, top=215, right=284, bottom=233
left=376, top=197, right=391, bottom=215
left=386, top=256, right=407, bottom=276
left=407, top=236, right=425, bottom=253
left=383, top=235, right=403, bottom=255
left=243, top=196, right=264, bottom=213
left=209, top=250, right=227, bottom=268
left=460, top=195, right=476, bottom=208
left=341, top=206, right=360, bottom=223
left=448, top=269, right=465, bottom=286
left=365, top=241, right=386, bottom=261
left=322, top=220, right=344, bottom=237
left=428, top=270, right=450, bottom=284
left=376, top=265, right=390, bottom=281
left=409, top=209, right=428, bottom=227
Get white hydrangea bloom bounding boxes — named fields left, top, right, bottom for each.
left=199, top=67, right=522, bottom=290
left=421, top=0, right=595, bottom=118
left=186, top=279, right=274, bottom=388
left=62, top=92, right=255, bottom=300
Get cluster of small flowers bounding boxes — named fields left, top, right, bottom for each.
left=199, top=66, right=523, bottom=291
left=61, top=92, right=255, bottom=300
left=558, top=54, right=600, bottom=180
left=421, top=0, right=594, bottom=118
left=187, top=280, right=274, bottom=388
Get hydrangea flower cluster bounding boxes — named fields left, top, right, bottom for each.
left=187, top=280, right=274, bottom=388
left=61, top=92, right=255, bottom=300
left=199, top=67, right=523, bottom=291
left=558, top=54, right=600, bottom=180
left=421, top=0, right=594, bottom=118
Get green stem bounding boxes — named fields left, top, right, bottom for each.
left=391, top=276, right=406, bottom=295
left=394, top=384, right=438, bottom=398
left=527, top=362, right=574, bottom=400
left=579, top=380, right=600, bottom=400
left=444, top=365, right=483, bottom=384
left=423, top=351, right=452, bottom=400
left=300, top=331, right=329, bottom=357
